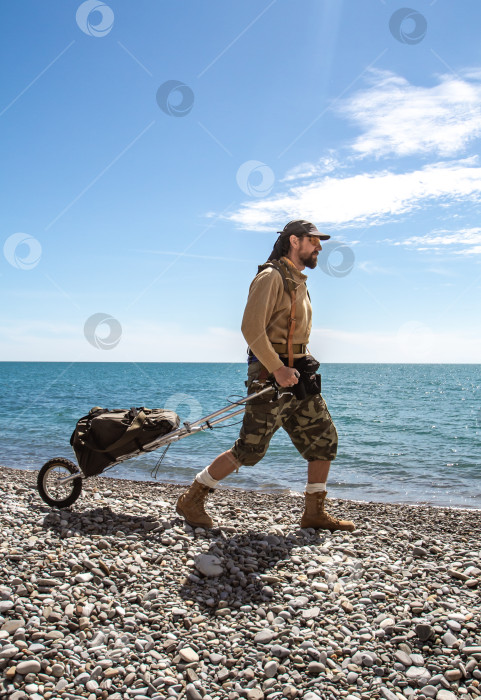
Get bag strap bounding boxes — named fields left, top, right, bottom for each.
left=286, top=288, right=296, bottom=368
left=82, top=410, right=148, bottom=453
left=261, top=259, right=298, bottom=368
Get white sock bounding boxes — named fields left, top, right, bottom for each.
left=305, top=482, right=327, bottom=494
left=195, top=467, right=219, bottom=489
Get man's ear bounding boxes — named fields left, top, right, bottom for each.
left=289, top=234, right=300, bottom=249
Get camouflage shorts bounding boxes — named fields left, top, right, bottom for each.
left=230, top=362, right=338, bottom=466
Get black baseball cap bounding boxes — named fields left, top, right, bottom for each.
left=278, top=219, right=330, bottom=240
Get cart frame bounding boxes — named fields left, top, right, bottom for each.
left=37, top=382, right=277, bottom=508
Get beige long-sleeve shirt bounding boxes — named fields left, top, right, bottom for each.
left=241, top=257, right=312, bottom=373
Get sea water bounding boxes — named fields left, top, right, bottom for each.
left=0, top=362, right=480, bottom=508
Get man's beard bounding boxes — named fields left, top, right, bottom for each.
left=299, top=251, right=318, bottom=269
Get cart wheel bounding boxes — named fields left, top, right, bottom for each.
left=37, top=458, right=82, bottom=508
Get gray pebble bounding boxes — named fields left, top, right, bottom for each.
left=406, top=666, right=431, bottom=684
left=264, top=660, right=278, bottom=678
left=394, top=650, right=412, bottom=667
left=16, top=660, right=41, bottom=675
left=415, top=623, right=433, bottom=641
left=186, top=684, right=203, bottom=700
left=246, top=689, right=264, bottom=700
left=442, top=631, right=457, bottom=647
left=436, top=691, right=458, bottom=700
left=180, top=648, right=200, bottom=663
left=379, top=689, right=398, bottom=700
left=209, top=653, right=223, bottom=665
left=254, top=630, right=276, bottom=644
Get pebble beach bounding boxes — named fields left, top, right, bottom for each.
left=1, top=465, right=480, bottom=700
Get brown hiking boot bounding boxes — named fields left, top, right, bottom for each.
left=176, top=480, right=215, bottom=529
left=300, top=491, right=355, bottom=532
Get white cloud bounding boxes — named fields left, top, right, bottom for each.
left=281, top=155, right=341, bottom=182
left=228, top=159, right=481, bottom=231
left=393, top=227, right=481, bottom=256
left=222, top=71, right=481, bottom=232
left=342, top=70, right=481, bottom=158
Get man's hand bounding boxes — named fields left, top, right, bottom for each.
left=273, top=366, right=300, bottom=388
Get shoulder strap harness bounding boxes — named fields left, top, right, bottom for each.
left=257, top=258, right=299, bottom=368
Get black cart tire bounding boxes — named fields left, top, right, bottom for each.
left=37, top=458, right=82, bottom=508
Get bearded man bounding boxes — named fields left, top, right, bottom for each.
left=176, top=220, right=355, bottom=532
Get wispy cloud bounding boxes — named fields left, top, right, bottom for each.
left=227, top=159, right=481, bottom=231
left=341, top=69, right=481, bottom=159
left=281, top=155, right=342, bottom=182
left=224, top=70, right=481, bottom=233
left=392, top=227, right=481, bottom=256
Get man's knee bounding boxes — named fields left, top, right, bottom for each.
left=231, top=442, right=267, bottom=467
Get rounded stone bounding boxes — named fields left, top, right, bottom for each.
left=186, top=684, right=203, bottom=700
left=444, top=669, right=462, bottom=681
left=16, top=660, right=41, bottom=675
left=180, top=647, right=199, bottom=663
left=436, top=691, right=458, bottom=700
left=254, top=629, right=276, bottom=644
left=415, top=623, right=433, bottom=641
left=246, top=689, right=264, bottom=700
left=264, top=660, right=278, bottom=678
left=51, top=663, right=65, bottom=677
left=194, top=554, right=223, bottom=577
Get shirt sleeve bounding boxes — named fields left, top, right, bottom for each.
left=241, top=268, right=285, bottom=374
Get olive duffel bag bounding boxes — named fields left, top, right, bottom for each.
left=70, top=406, right=180, bottom=477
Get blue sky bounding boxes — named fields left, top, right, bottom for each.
left=1, top=0, right=481, bottom=362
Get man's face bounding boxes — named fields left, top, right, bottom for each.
left=298, top=235, right=322, bottom=269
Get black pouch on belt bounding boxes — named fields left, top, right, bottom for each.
left=281, top=354, right=321, bottom=399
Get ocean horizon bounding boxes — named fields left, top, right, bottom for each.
left=1, top=361, right=480, bottom=508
